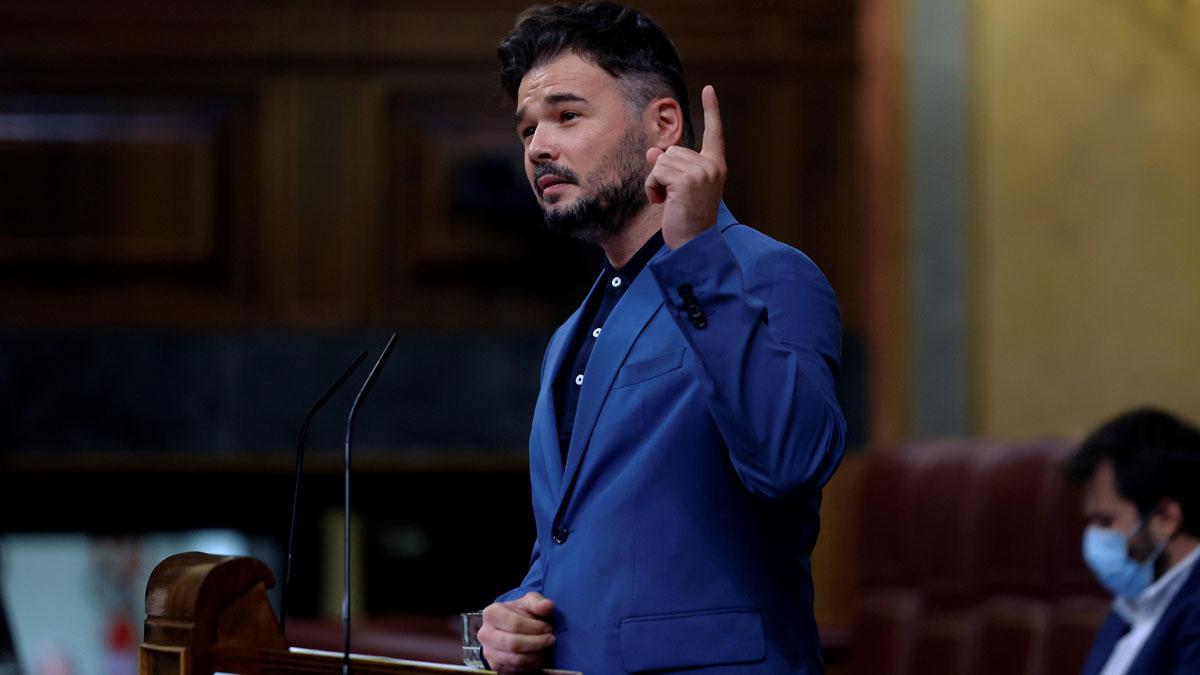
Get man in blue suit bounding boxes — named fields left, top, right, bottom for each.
left=477, top=3, right=846, bottom=673
left=1066, top=408, right=1200, bottom=675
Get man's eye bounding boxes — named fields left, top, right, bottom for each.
left=560, top=111, right=579, bottom=122
left=521, top=126, right=535, bottom=139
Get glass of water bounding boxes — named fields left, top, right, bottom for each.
left=461, top=611, right=485, bottom=668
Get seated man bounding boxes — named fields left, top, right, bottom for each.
left=1065, top=407, right=1200, bottom=675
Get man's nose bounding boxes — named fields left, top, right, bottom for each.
left=527, top=126, right=559, bottom=163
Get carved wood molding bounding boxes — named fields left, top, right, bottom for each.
left=0, top=1, right=861, bottom=330
left=0, top=1, right=855, bottom=68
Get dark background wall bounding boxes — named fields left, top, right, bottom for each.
left=0, top=0, right=868, bottom=622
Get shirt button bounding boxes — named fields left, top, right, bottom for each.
left=575, top=374, right=584, bottom=386
left=552, top=526, right=570, bottom=544
left=592, top=328, right=602, bottom=338
left=611, top=277, right=622, bottom=288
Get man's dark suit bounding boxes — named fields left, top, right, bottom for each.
left=497, top=203, right=846, bottom=673
left=1082, top=561, right=1200, bottom=674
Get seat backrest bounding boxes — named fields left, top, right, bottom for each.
left=1044, top=595, right=1111, bottom=674
left=910, top=441, right=997, bottom=605
left=909, top=607, right=982, bottom=675
left=1045, top=441, right=1107, bottom=596
left=848, top=588, right=923, bottom=675
left=849, top=438, right=1108, bottom=675
left=976, top=597, right=1052, bottom=675
left=978, top=441, right=1061, bottom=597
left=858, top=443, right=928, bottom=585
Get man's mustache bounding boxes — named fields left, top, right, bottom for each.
left=534, top=162, right=580, bottom=196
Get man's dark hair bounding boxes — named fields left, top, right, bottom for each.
left=498, top=1, right=696, bottom=149
left=1065, top=407, right=1200, bottom=536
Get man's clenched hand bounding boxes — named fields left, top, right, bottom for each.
left=478, top=592, right=556, bottom=673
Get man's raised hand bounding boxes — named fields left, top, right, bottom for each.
left=477, top=592, right=556, bottom=673
left=645, top=84, right=727, bottom=249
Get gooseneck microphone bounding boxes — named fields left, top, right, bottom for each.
left=280, top=350, right=369, bottom=639
left=342, top=333, right=399, bottom=675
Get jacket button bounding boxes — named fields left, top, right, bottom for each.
left=552, top=526, right=570, bottom=544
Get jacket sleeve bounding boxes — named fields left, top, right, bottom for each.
left=648, top=225, right=846, bottom=499
left=495, top=329, right=555, bottom=605
left=1171, top=600, right=1200, bottom=673
left=495, top=543, right=543, bottom=603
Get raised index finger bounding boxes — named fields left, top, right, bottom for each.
left=700, top=84, right=724, bottom=160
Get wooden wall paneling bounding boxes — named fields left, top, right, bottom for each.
left=297, top=76, right=383, bottom=325
left=0, top=3, right=852, bottom=65
left=858, top=0, right=905, bottom=445
left=374, top=66, right=594, bottom=329
left=0, top=0, right=863, bottom=334
left=257, top=75, right=304, bottom=324
left=256, top=74, right=387, bottom=327
left=802, top=75, right=864, bottom=329
left=0, top=123, right=214, bottom=265
left=684, top=63, right=862, bottom=336
left=714, top=70, right=807, bottom=246
left=0, top=0, right=869, bottom=630
left=0, top=92, right=261, bottom=326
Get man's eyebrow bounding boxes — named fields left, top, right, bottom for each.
left=514, top=92, right=589, bottom=129
left=546, top=92, right=587, bottom=106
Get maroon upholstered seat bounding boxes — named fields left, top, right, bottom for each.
left=909, top=607, right=982, bottom=675
left=850, top=443, right=935, bottom=675
left=905, top=443, right=996, bottom=675
left=858, top=444, right=925, bottom=586
left=848, top=588, right=923, bottom=675
left=910, top=441, right=995, bottom=605
left=1044, top=595, right=1111, bottom=674
left=846, top=439, right=1108, bottom=675
left=978, top=441, right=1061, bottom=597
left=976, top=596, right=1052, bottom=675
left=1046, top=441, right=1107, bottom=596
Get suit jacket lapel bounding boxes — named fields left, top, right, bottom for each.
left=556, top=247, right=668, bottom=513
left=1126, top=559, right=1200, bottom=674
left=536, top=274, right=603, bottom=496
left=1082, top=611, right=1129, bottom=675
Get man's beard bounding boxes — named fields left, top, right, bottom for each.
left=538, top=126, right=649, bottom=245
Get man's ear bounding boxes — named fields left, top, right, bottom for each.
left=1151, top=498, right=1185, bottom=538
left=644, top=97, right=684, bottom=149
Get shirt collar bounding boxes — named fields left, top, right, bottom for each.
left=601, top=229, right=665, bottom=284
left=1114, top=543, right=1200, bottom=623
left=599, top=200, right=733, bottom=281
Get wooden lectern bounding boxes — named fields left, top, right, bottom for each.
left=140, top=552, right=579, bottom=675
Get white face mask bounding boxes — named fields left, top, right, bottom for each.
left=1082, top=519, right=1167, bottom=600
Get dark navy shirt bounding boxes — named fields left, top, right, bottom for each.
left=554, top=230, right=665, bottom=464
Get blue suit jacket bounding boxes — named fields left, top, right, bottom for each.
left=498, top=204, right=846, bottom=674
left=1082, top=561, right=1200, bottom=674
